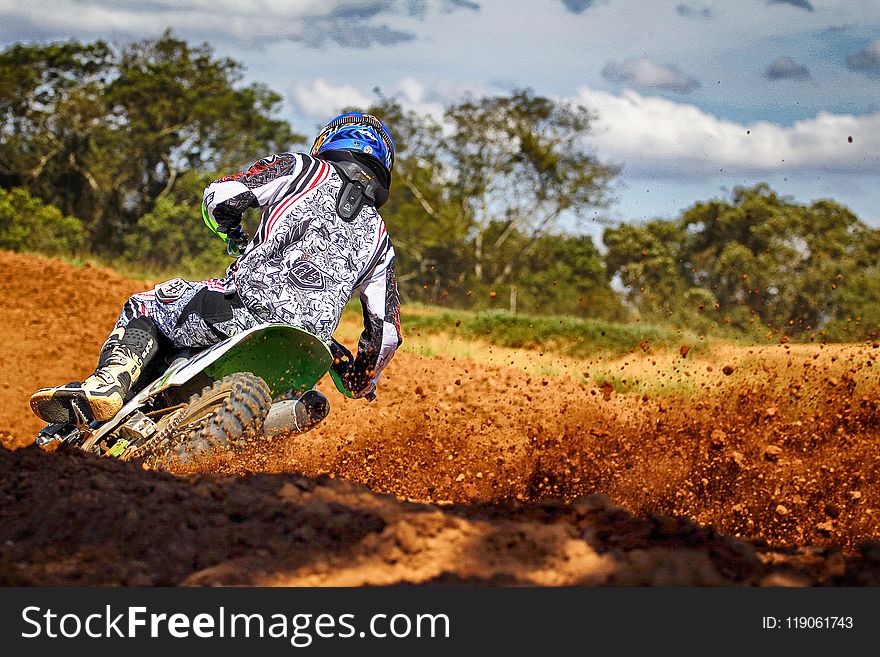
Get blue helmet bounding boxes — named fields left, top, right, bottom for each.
left=311, top=112, right=395, bottom=174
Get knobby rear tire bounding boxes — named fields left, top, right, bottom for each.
left=148, top=372, right=272, bottom=466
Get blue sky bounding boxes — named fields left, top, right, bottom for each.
left=2, top=0, right=878, bottom=239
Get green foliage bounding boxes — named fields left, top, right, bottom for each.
left=120, top=167, right=269, bottom=280
left=0, top=187, right=84, bottom=256
left=603, top=218, right=693, bottom=321
left=509, top=232, right=627, bottom=320
left=604, top=184, right=880, bottom=340
left=0, top=40, right=113, bottom=224
left=402, top=305, right=699, bottom=358
left=0, top=32, right=302, bottom=255
left=367, top=91, right=624, bottom=321
left=442, top=89, right=619, bottom=286
left=363, top=94, right=472, bottom=294
left=121, top=179, right=230, bottom=279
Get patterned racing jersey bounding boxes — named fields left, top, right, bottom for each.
left=203, top=152, right=402, bottom=394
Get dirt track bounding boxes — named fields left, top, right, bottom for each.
left=2, top=251, right=880, bottom=586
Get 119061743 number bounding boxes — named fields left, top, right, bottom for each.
left=786, top=617, right=853, bottom=629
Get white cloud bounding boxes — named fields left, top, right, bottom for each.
left=293, top=80, right=880, bottom=179
left=291, top=80, right=372, bottom=120
left=573, top=87, right=880, bottom=175
left=0, top=0, right=473, bottom=47
left=291, top=77, right=495, bottom=120
left=602, top=57, right=701, bottom=94
left=392, top=77, right=446, bottom=118
left=390, top=77, right=499, bottom=118
left=0, top=0, right=318, bottom=40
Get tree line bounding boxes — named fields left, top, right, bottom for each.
left=1, top=34, right=877, bottom=341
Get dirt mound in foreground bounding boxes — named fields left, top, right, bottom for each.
left=2, top=251, right=880, bottom=585
left=4, top=444, right=880, bottom=586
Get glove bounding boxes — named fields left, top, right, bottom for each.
left=341, top=368, right=377, bottom=400
left=329, top=340, right=377, bottom=400
left=225, top=225, right=249, bottom=258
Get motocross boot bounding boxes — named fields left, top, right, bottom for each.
left=94, top=325, right=126, bottom=370
left=30, top=318, right=159, bottom=427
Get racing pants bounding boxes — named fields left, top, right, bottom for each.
left=116, top=277, right=261, bottom=348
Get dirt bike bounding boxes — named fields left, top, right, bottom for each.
left=34, top=323, right=364, bottom=467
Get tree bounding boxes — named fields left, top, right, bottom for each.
left=121, top=170, right=230, bottom=278
left=603, top=219, right=695, bottom=321
left=363, top=94, right=470, bottom=298
left=0, top=32, right=301, bottom=255
left=104, top=33, right=297, bottom=241
left=604, top=184, right=880, bottom=338
left=0, top=187, right=84, bottom=256
left=442, top=90, right=618, bottom=286
left=0, top=40, right=113, bottom=225
left=503, top=228, right=626, bottom=319
left=365, top=90, right=621, bottom=315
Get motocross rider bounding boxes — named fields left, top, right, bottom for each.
left=30, top=112, right=402, bottom=434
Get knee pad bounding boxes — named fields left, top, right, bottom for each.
left=121, top=317, right=159, bottom=362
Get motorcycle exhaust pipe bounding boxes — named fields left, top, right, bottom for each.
left=263, top=390, right=330, bottom=436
